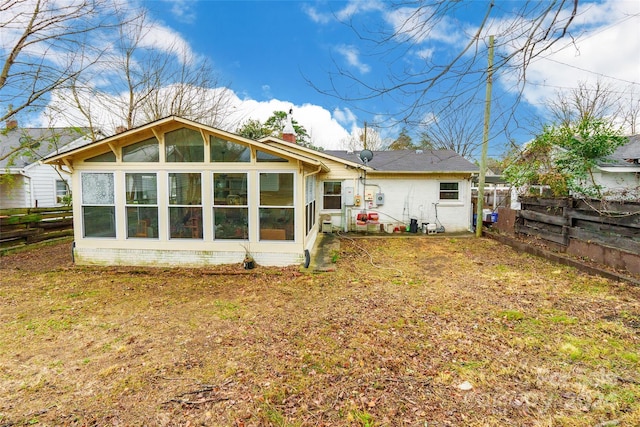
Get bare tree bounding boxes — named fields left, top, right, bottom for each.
left=56, top=10, right=233, bottom=136
left=417, top=97, right=485, bottom=159
left=538, top=79, right=640, bottom=138
left=545, top=80, right=622, bottom=127
left=341, top=124, right=385, bottom=151
left=0, top=0, right=124, bottom=124
left=309, top=1, right=579, bottom=134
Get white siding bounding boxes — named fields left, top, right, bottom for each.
left=25, top=163, right=71, bottom=207
left=0, top=175, right=29, bottom=208
left=319, top=174, right=473, bottom=233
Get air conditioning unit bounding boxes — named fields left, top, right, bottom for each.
left=375, top=193, right=385, bottom=205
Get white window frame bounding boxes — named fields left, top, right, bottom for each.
left=55, top=179, right=70, bottom=204
left=80, top=172, right=116, bottom=239
left=439, top=181, right=460, bottom=201
left=322, top=181, right=342, bottom=210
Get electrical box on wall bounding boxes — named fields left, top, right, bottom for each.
left=375, top=193, right=385, bottom=205
left=364, top=189, right=375, bottom=201
left=344, top=187, right=354, bottom=206
left=354, top=195, right=362, bottom=206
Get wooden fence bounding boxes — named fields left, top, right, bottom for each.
left=0, top=206, right=73, bottom=251
left=497, top=197, right=640, bottom=275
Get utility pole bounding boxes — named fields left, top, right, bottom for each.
left=475, top=35, right=494, bottom=238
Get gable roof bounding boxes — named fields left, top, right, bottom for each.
left=597, top=134, right=640, bottom=167
left=324, top=149, right=479, bottom=174
left=43, top=116, right=330, bottom=171
left=0, top=127, right=89, bottom=170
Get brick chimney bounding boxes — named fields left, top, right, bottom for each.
left=282, top=108, right=296, bottom=143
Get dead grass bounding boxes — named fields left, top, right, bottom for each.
left=0, top=237, right=639, bottom=426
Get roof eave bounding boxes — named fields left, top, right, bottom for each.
left=43, top=116, right=329, bottom=170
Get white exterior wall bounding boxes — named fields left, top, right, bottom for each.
left=74, top=247, right=303, bottom=267
left=0, top=175, right=29, bottom=208
left=70, top=165, right=309, bottom=267
left=0, top=164, right=70, bottom=208
left=25, top=163, right=71, bottom=207
left=318, top=171, right=473, bottom=233
left=592, top=170, right=640, bottom=200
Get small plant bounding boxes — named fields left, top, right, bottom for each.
left=331, top=250, right=339, bottom=263
left=499, top=310, right=524, bottom=321
left=350, top=409, right=375, bottom=426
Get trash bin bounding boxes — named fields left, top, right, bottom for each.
left=409, top=218, right=418, bottom=233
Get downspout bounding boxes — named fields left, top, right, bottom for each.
left=303, top=165, right=323, bottom=252
left=303, top=165, right=322, bottom=178
left=56, top=165, right=72, bottom=175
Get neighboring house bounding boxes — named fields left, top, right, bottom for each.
left=510, top=134, right=640, bottom=204
left=0, top=121, right=90, bottom=208
left=43, top=115, right=478, bottom=268
left=592, top=134, right=640, bottom=201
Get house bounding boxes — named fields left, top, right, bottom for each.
left=43, top=115, right=478, bottom=268
left=0, top=120, right=90, bottom=208
left=592, top=134, right=640, bottom=200
left=509, top=134, right=640, bottom=204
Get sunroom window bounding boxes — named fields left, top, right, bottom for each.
left=123, top=137, right=159, bottom=162
left=305, top=175, right=316, bottom=235
left=210, top=136, right=250, bottom=162
left=256, top=150, right=288, bottom=163
left=259, top=172, right=294, bottom=240
left=85, top=151, right=116, bottom=162
left=165, top=128, right=204, bottom=162
left=125, top=173, right=158, bottom=238
left=213, top=173, right=248, bottom=239
left=169, top=173, right=202, bottom=239
left=81, top=172, right=116, bottom=238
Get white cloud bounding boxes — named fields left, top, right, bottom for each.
left=384, top=6, right=467, bottom=45
left=223, top=94, right=352, bottom=149
left=335, top=0, right=385, bottom=21
left=333, top=107, right=358, bottom=127
left=516, top=0, right=640, bottom=112
left=161, top=0, right=197, bottom=24
left=416, top=48, right=435, bottom=60
left=301, top=4, right=331, bottom=24
left=261, top=85, right=273, bottom=98
left=133, top=19, right=197, bottom=64
left=39, top=86, right=354, bottom=150
left=335, top=44, right=371, bottom=74
left=303, top=0, right=385, bottom=24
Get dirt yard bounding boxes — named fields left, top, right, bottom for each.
left=1, top=236, right=638, bottom=426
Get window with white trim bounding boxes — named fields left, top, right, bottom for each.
left=125, top=173, right=158, bottom=239
left=55, top=180, right=70, bottom=204
left=323, top=181, right=342, bottom=210
left=81, top=172, right=116, bottom=238
left=439, top=182, right=459, bottom=200
left=169, top=173, right=202, bottom=239
left=305, top=175, right=316, bottom=235
left=259, top=172, right=294, bottom=240
left=213, top=172, right=248, bottom=240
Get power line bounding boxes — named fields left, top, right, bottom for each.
left=541, top=57, right=640, bottom=86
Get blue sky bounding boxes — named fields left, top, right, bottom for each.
left=6, top=0, right=639, bottom=157
left=142, top=0, right=640, bottom=155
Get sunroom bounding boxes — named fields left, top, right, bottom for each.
left=44, top=116, right=328, bottom=267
